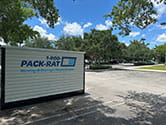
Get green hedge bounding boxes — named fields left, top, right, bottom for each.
left=134, top=62, right=155, bottom=66
left=99, top=62, right=110, bottom=64
left=89, top=65, right=112, bottom=70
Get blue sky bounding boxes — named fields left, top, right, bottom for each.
left=25, top=0, right=166, bottom=48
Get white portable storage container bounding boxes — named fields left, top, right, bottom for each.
left=0, top=46, right=85, bottom=109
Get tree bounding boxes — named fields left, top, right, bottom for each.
left=118, top=42, right=128, bottom=61
left=56, top=35, right=83, bottom=51
left=127, top=39, right=152, bottom=61
left=24, top=37, right=54, bottom=49
left=155, top=44, right=166, bottom=63
left=56, top=30, right=123, bottom=63
left=83, top=29, right=121, bottom=62
left=0, top=0, right=59, bottom=44
left=105, top=0, right=165, bottom=36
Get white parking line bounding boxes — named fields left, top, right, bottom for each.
left=25, top=100, right=125, bottom=125
left=53, top=102, right=126, bottom=125
left=25, top=100, right=112, bottom=124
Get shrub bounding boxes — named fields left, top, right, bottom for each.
left=99, top=62, right=110, bottom=64
left=89, top=65, right=112, bottom=70
left=134, top=61, right=155, bottom=66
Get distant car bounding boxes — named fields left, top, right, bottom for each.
left=85, top=59, right=90, bottom=64
left=109, top=59, right=119, bottom=64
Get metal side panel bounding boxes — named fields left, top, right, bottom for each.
left=0, top=48, right=5, bottom=109
left=4, top=47, right=84, bottom=103
left=0, top=48, right=2, bottom=98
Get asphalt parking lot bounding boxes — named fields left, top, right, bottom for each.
left=0, top=69, right=166, bottom=125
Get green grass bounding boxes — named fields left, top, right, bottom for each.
left=136, top=65, right=166, bottom=70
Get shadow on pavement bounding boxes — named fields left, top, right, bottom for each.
left=0, top=93, right=116, bottom=125
left=0, top=91, right=166, bottom=125
left=57, top=92, right=166, bottom=125
left=119, top=91, right=166, bottom=125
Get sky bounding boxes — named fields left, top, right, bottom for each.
left=25, top=0, right=166, bottom=48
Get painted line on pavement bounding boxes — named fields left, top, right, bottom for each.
left=53, top=102, right=126, bottom=125
left=25, top=100, right=125, bottom=125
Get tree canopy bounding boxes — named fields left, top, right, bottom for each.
left=83, top=29, right=122, bottom=61
left=23, top=29, right=165, bottom=64
left=127, top=39, right=152, bottom=61
left=56, top=29, right=127, bottom=63
left=0, top=0, right=59, bottom=44
left=105, top=0, right=166, bottom=36
left=155, top=44, right=166, bottom=63
left=56, top=36, right=83, bottom=51
left=25, top=37, right=54, bottom=49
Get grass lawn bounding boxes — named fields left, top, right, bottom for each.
left=137, top=65, right=166, bottom=70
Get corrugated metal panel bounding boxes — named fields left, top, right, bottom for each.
left=5, top=48, right=84, bottom=103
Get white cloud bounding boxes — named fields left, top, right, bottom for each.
left=156, top=25, right=166, bottom=29
left=34, top=25, right=47, bottom=35
left=63, top=21, right=93, bottom=36
left=105, top=20, right=112, bottom=27
left=151, top=0, right=166, bottom=18
left=39, top=18, right=49, bottom=28
left=96, top=24, right=108, bottom=30
left=33, top=25, right=56, bottom=40
left=141, top=34, right=146, bottom=37
left=95, top=20, right=112, bottom=31
left=83, top=22, right=92, bottom=28
left=129, top=32, right=140, bottom=37
left=121, top=40, right=129, bottom=46
left=39, top=17, right=62, bottom=28
left=156, top=33, right=166, bottom=42
left=46, top=33, right=56, bottom=41
left=150, top=41, right=157, bottom=45
left=54, top=17, right=62, bottom=26
left=157, top=5, right=166, bottom=17
left=63, top=22, right=83, bottom=36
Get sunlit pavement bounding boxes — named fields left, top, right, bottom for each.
left=0, top=70, right=166, bottom=125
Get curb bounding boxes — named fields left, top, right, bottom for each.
left=124, top=68, right=166, bottom=73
